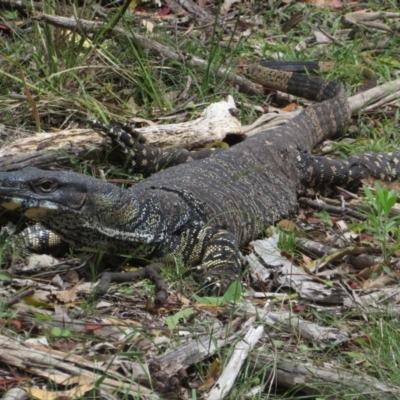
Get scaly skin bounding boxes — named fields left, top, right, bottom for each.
left=0, top=64, right=399, bottom=295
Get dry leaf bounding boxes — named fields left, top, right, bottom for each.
left=361, top=177, right=400, bottom=193
left=277, top=219, right=298, bottom=232
left=55, top=281, right=80, bottom=303
left=177, top=293, right=191, bottom=306
left=335, top=220, right=348, bottom=231
left=362, top=275, right=396, bottom=289
left=198, top=358, right=222, bottom=390
left=158, top=6, right=170, bottom=17
left=357, top=263, right=383, bottom=280
left=142, top=19, right=154, bottom=33
left=281, top=102, right=298, bottom=112
left=26, top=375, right=94, bottom=399
left=23, top=294, right=53, bottom=309
left=221, top=0, right=239, bottom=14
left=301, top=253, right=312, bottom=264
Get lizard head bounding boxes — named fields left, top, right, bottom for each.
left=0, top=167, right=161, bottom=250
left=0, top=167, right=120, bottom=221
left=0, top=167, right=85, bottom=218
left=0, top=167, right=179, bottom=250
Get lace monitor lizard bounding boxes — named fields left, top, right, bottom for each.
left=0, top=63, right=399, bottom=296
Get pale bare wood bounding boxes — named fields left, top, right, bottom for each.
left=244, top=78, right=400, bottom=136
left=0, top=97, right=242, bottom=171
left=264, top=310, right=349, bottom=348
left=0, top=129, right=105, bottom=171
left=221, top=301, right=349, bottom=348
left=251, top=349, right=398, bottom=398
left=246, top=235, right=345, bottom=304
left=2, top=388, right=29, bottom=400
left=206, top=304, right=272, bottom=400
left=205, top=320, right=263, bottom=400
left=0, top=334, right=157, bottom=397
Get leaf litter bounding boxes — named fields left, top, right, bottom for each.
left=1, top=0, right=400, bottom=399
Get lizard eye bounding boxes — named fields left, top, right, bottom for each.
left=32, top=179, right=57, bottom=193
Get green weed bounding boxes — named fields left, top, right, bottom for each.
left=362, top=183, right=400, bottom=265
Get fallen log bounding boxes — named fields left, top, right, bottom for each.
left=0, top=96, right=242, bottom=171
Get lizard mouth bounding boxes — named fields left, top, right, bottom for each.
left=0, top=196, right=24, bottom=211
left=0, top=189, right=74, bottom=220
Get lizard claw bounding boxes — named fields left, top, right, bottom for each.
left=83, top=119, right=108, bottom=131
left=182, top=266, right=203, bottom=278
left=209, top=282, right=221, bottom=297
left=199, top=277, right=222, bottom=296
left=109, top=121, right=147, bottom=144
left=183, top=267, right=220, bottom=295
left=198, top=277, right=213, bottom=293
left=205, top=282, right=221, bottom=297
left=183, top=265, right=231, bottom=296
left=83, top=118, right=151, bottom=169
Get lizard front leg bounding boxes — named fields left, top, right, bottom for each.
left=173, top=226, right=242, bottom=295
left=93, top=226, right=241, bottom=301
left=88, top=120, right=221, bottom=176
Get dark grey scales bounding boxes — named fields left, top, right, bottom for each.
left=0, top=63, right=399, bottom=295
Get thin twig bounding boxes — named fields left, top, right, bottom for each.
left=2, top=288, right=35, bottom=309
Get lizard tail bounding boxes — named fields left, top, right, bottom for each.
left=246, top=64, right=351, bottom=151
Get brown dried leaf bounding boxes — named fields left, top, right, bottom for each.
left=277, top=219, right=298, bottom=232
left=26, top=375, right=95, bottom=399
left=357, top=263, right=383, bottom=280
left=55, top=281, right=80, bottom=303
left=361, top=177, right=400, bottom=194
left=301, top=253, right=312, bottom=265
left=362, top=275, right=396, bottom=289
left=221, top=0, right=239, bottom=14
left=198, top=358, right=222, bottom=390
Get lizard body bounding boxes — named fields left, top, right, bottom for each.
left=0, top=64, right=399, bottom=294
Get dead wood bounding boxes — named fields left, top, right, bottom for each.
left=0, top=0, right=44, bottom=12
left=2, top=288, right=35, bottom=309
left=0, top=97, right=242, bottom=171
left=148, top=316, right=255, bottom=394
left=298, top=197, right=367, bottom=220
left=264, top=310, right=349, bottom=348
left=343, top=286, right=400, bottom=318
left=222, top=301, right=349, bottom=348
left=205, top=316, right=263, bottom=400
left=2, top=388, right=30, bottom=400
left=294, top=237, right=343, bottom=258
left=0, top=129, right=106, bottom=171
left=250, top=350, right=398, bottom=398
left=0, top=334, right=157, bottom=398
left=246, top=235, right=345, bottom=304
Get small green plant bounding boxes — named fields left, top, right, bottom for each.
left=362, top=183, right=400, bottom=264
left=320, top=210, right=334, bottom=228
left=192, top=281, right=242, bottom=306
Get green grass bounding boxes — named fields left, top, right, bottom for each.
left=1, top=0, right=400, bottom=398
